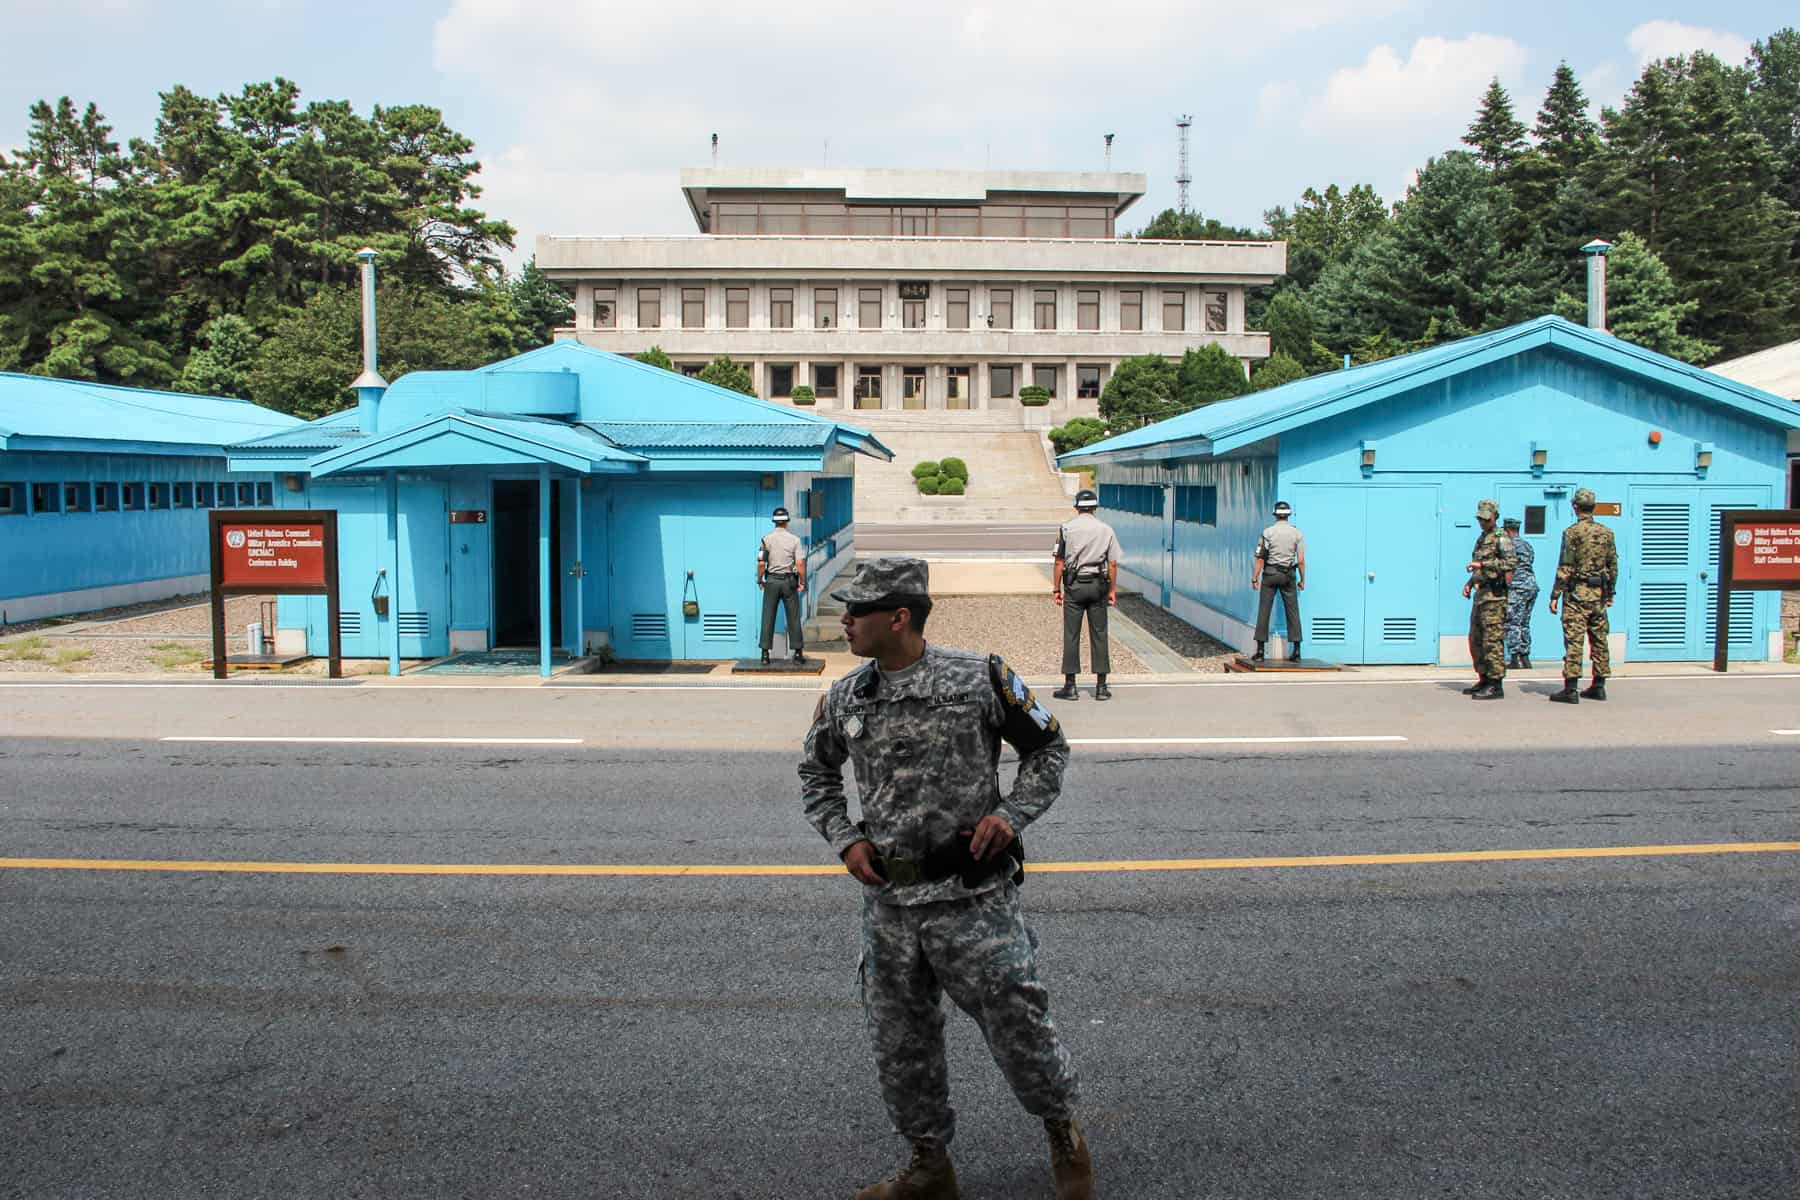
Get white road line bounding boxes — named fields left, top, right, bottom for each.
left=160, top=736, right=584, bottom=745
left=1068, top=735, right=1407, bottom=746
left=1773, top=729, right=1800, bottom=736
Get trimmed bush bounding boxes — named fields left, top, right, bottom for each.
left=790, top=384, right=816, bottom=405
left=911, top=460, right=940, bottom=479
left=1049, top=417, right=1108, bottom=455
left=1019, top=385, right=1051, bottom=406
left=938, top=457, right=968, bottom=481
left=916, top=475, right=942, bottom=495
left=938, top=476, right=966, bottom=495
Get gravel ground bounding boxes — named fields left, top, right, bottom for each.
left=922, top=594, right=1150, bottom=676
left=0, top=595, right=267, bottom=674
left=1114, top=592, right=1240, bottom=671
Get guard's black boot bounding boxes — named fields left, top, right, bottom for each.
left=1053, top=675, right=1079, bottom=701
left=1549, top=677, right=1580, bottom=703
left=1471, top=680, right=1505, bottom=699
left=793, top=648, right=805, bottom=662
left=1462, top=676, right=1487, bottom=695
left=1250, top=641, right=1265, bottom=663
left=1288, top=641, right=1302, bottom=663
left=759, top=649, right=770, bottom=665
left=1581, top=677, right=1607, bottom=701
left=1093, top=676, right=1111, bottom=701
left=1509, top=652, right=1526, bottom=669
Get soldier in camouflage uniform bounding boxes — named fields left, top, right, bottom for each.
left=1501, top=515, right=1537, bottom=669
left=800, top=557, right=1093, bottom=1200
left=1548, top=487, right=1619, bottom=703
left=1462, top=499, right=1515, bottom=700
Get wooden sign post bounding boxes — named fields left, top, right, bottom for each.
left=209, top=509, right=341, bottom=679
left=1712, top=508, right=1800, bottom=673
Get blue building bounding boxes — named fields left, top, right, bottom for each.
left=1059, top=317, right=1800, bottom=666
left=227, top=341, right=889, bottom=673
left=0, top=374, right=299, bottom=624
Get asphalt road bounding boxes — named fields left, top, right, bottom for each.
left=3, top=679, right=1798, bottom=1199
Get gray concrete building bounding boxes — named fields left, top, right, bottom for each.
left=535, top=169, right=1286, bottom=427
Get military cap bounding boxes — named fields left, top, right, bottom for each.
left=771, top=506, right=790, bottom=522
left=1476, top=498, right=1500, bottom=519
left=1572, top=487, right=1596, bottom=507
left=1074, top=489, right=1099, bottom=509
left=1273, top=500, right=1292, bottom=517
left=1502, top=516, right=1521, bottom=530
left=830, top=556, right=930, bottom=606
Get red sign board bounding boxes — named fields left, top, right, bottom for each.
left=218, top=522, right=328, bottom=589
left=1729, top=519, right=1800, bottom=584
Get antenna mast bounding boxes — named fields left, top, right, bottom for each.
left=1175, top=115, right=1192, bottom=214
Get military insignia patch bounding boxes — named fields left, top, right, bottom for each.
left=844, top=713, right=865, bottom=739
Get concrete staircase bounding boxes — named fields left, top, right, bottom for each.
left=851, top=420, right=1078, bottom=523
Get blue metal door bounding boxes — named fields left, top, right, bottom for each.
left=308, top=483, right=386, bottom=657
left=1498, top=485, right=1564, bottom=663
left=1360, top=486, right=1440, bottom=663
left=1286, top=485, right=1364, bottom=661
left=395, top=483, right=449, bottom=658
left=608, top=484, right=759, bottom=660
left=1628, top=485, right=1769, bottom=661
left=675, top=483, right=759, bottom=658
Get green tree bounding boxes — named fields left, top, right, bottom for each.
left=176, top=314, right=261, bottom=397
left=1464, top=78, right=1529, bottom=170
left=635, top=346, right=674, bottom=370
left=696, top=354, right=754, bottom=395
left=508, top=258, right=573, bottom=348
left=1747, top=30, right=1800, bottom=216
left=1535, top=61, right=1600, bottom=170
left=1097, top=354, right=1178, bottom=429
left=1132, top=208, right=1257, bottom=240
left=1552, top=232, right=1716, bottom=363
left=1262, top=289, right=1315, bottom=363
left=1048, top=416, right=1108, bottom=455
left=1176, top=344, right=1250, bottom=408
left=1251, top=352, right=1307, bottom=391
left=1263, top=183, right=1388, bottom=291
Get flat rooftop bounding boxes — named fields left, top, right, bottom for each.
left=680, top=167, right=1148, bottom=228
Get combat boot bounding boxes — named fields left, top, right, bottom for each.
left=854, top=1140, right=960, bottom=1200
left=1052, top=675, right=1079, bottom=701
left=1470, top=680, right=1504, bottom=700
left=1045, top=1118, right=1095, bottom=1200
left=1461, top=676, right=1487, bottom=695
left=1549, top=678, right=1580, bottom=703
left=1093, top=676, right=1112, bottom=701
left=1288, top=641, right=1302, bottom=662
left=1250, top=641, right=1265, bottom=663
left=760, top=650, right=770, bottom=665
left=1581, top=677, right=1607, bottom=701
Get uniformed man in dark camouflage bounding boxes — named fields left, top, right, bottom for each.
left=1502, top=515, right=1537, bottom=669
left=1548, top=486, right=1619, bottom=703
left=800, top=557, right=1093, bottom=1200
left=1462, top=498, right=1515, bottom=700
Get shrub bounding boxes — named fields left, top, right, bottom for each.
left=911, top=460, right=940, bottom=479
left=790, top=384, right=815, bottom=405
left=938, top=457, right=968, bottom=481
left=1019, top=385, right=1051, bottom=406
left=634, top=346, right=674, bottom=370
left=938, top=476, right=966, bottom=495
left=916, top=475, right=942, bottom=495
left=1049, top=416, right=1109, bottom=455
left=1251, top=352, right=1308, bottom=392
left=697, top=354, right=755, bottom=396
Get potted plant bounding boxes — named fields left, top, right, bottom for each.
left=790, top=384, right=815, bottom=406
left=1019, top=384, right=1051, bottom=407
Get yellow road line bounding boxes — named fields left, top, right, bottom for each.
left=3, top=842, right=1798, bottom=877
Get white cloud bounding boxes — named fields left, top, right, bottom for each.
left=1626, top=19, right=1751, bottom=68
left=1257, top=81, right=1299, bottom=123
left=1303, top=34, right=1530, bottom=136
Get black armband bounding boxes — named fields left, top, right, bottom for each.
left=989, top=655, right=1061, bottom=753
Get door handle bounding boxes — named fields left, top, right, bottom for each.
left=1699, top=570, right=1709, bottom=580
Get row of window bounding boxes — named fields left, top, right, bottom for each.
left=595, top=284, right=1231, bottom=334
left=711, top=202, right=1115, bottom=240
left=0, top=480, right=272, bottom=516
left=1098, top=484, right=1221, bottom=526
left=743, top=362, right=1107, bottom=405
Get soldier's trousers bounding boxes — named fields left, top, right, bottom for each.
left=1061, top=577, right=1110, bottom=675
left=759, top=575, right=801, bottom=652
left=1561, top=596, right=1610, bottom=678
left=1469, top=591, right=1508, bottom=679
left=1255, top=567, right=1301, bottom=643
left=1504, top=583, right=1538, bottom=660
left=860, top=884, right=1079, bottom=1145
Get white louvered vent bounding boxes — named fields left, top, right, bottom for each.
left=631, top=613, right=668, bottom=640
left=396, top=612, right=431, bottom=637
left=1309, top=616, right=1348, bottom=642
left=1637, top=583, right=1688, bottom=647
left=701, top=613, right=738, bottom=642
left=1381, top=617, right=1419, bottom=642
left=1640, top=503, right=1690, bottom=568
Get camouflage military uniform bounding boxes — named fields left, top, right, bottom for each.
left=1504, top=535, right=1537, bottom=661
left=800, top=643, right=1080, bottom=1147
left=1552, top=511, right=1619, bottom=679
left=1467, top=510, right=1515, bottom=680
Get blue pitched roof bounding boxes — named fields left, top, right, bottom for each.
left=587, top=422, right=836, bottom=450
left=0, top=373, right=301, bottom=450
left=308, top=411, right=646, bottom=478
left=1060, top=316, right=1800, bottom=466
left=229, top=407, right=368, bottom=454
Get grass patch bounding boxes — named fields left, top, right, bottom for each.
left=1, top=635, right=51, bottom=661
left=53, top=648, right=93, bottom=666
left=150, top=640, right=207, bottom=668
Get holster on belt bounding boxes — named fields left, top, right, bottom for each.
left=858, top=820, right=1026, bottom=888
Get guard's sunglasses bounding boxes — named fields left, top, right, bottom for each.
left=844, top=602, right=899, bottom=619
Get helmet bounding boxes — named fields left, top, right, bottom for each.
left=1273, top=500, right=1292, bottom=517
left=771, top=506, right=790, bottom=522
left=1572, top=487, right=1596, bottom=507
left=1074, top=489, right=1099, bottom=510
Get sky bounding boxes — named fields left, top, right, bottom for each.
left=1, top=1, right=1792, bottom=270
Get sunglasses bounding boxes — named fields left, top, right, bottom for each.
left=844, top=602, right=899, bottom=619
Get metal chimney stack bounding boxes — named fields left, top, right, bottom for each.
left=352, top=247, right=388, bottom=431
left=1581, top=239, right=1614, bottom=333
left=1104, top=133, right=1115, bottom=170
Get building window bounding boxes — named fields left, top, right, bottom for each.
left=1525, top=505, right=1547, bottom=535
left=804, top=204, right=848, bottom=235
left=92, top=482, right=118, bottom=512
left=1068, top=207, right=1109, bottom=239
left=936, top=210, right=979, bottom=236
left=33, top=482, right=62, bottom=513
left=849, top=206, right=893, bottom=236
left=770, top=288, right=793, bottom=329
left=1025, top=206, right=1066, bottom=237
left=1077, top=290, right=1099, bottom=331
left=122, top=483, right=146, bottom=510
left=715, top=202, right=757, bottom=234
left=815, top=288, right=838, bottom=329
left=1204, top=290, right=1228, bottom=333
left=854, top=365, right=883, bottom=408
left=813, top=363, right=839, bottom=398
left=256, top=482, right=273, bottom=506
left=989, top=288, right=1013, bottom=329
left=236, top=482, right=255, bottom=507
left=1163, top=290, right=1186, bottom=332
left=982, top=205, right=1023, bottom=237
left=859, top=288, right=883, bottom=329
left=64, top=482, right=92, bottom=513
left=1077, top=365, right=1102, bottom=399
left=211, top=482, right=230, bottom=509
left=195, top=482, right=214, bottom=509
left=903, top=299, right=926, bottom=329
left=149, top=483, right=170, bottom=510
left=902, top=366, right=927, bottom=409
left=725, top=287, right=749, bottom=329
left=679, top=363, right=704, bottom=377
left=760, top=203, right=804, bottom=234
left=638, top=287, right=661, bottom=328
left=1034, top=289, right=1058, bottom=330
left=593, top=287, right=616, bottom=328
left=1033, top=365, right=1058, bottom=397
left=946, top=288, right=969, bottom=329
left=0, top=483, right=22, bottom=515
left=1120, top=290, right=1142, bottom=331
left=769, top=364, right=795, bottom=397
left=897, top=208, right=930, bottom=236
left=1176, top=485, right=1218, bottom=525
left=173, top=482, right=193, bottom=508
left=947, top=366, right=971, bottom=409
left=681, top=287, right=705, bottom=329
left=991, top=365, right=1016, bottom=398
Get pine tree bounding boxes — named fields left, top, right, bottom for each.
left=1596, top=232, right=1717, bottom=362
left=1175, top=344, right=1250, bottom=408
left=1747, top=29, right=1800, bottom=267
left=697, top=355, right=755, bottom=396
left=1464, top=78, right=1529, bottom=171
left=1534, top=62, right=1600, bottom=171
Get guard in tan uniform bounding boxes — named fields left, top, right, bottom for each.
left=1251, top=500, right=1306, bottom=662
left=1052, top=489, right=1121, bottom=701
left=757, top=506, right=806, bottom=665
